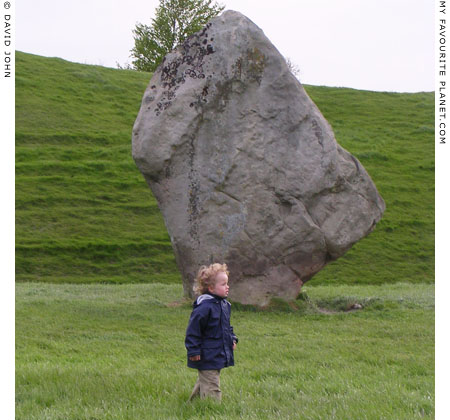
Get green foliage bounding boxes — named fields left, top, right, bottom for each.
left=130, top=0, right=224, bottom=72
left=15, top=51, right=434, bottom=286
left=15, top=282, right=435, bottom=419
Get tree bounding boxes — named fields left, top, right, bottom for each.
left=285, top=57, right=301, bottom=80
left=131, top=0, right=224, bottom=72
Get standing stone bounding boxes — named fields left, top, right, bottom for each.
left=132, top=10, right=385, bottom=305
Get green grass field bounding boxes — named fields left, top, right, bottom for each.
left=15, top=51, right=434, bottom=287
left=16, top=282, right=434, bottom=420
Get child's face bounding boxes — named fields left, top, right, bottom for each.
left=208, top=272, right=229, bottom=298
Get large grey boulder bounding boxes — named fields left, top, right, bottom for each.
left=132, top=10, right=385, bottom=305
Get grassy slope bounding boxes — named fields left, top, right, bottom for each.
left=308, top=87, right=434, bottom=285
left=16, top=52, right=179, bottom=284
left=15, top=51, right=434, bottom=286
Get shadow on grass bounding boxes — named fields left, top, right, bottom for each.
left=230, top=292, right=398, bottom=315
left=166, top=291, right=408, bottom=316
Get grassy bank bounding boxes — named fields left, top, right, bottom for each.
left=16, top=282, right=434, bottom=419
left=15, top=52, right=179, bottom=284
left=15, top=51, right=434, bottom=285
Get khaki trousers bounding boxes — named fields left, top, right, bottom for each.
left=188, top=369, right=221, bottom=402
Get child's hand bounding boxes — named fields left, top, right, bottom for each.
left=189, top=355, right=201, bottom=361
left=232, top=341, right=237, bottom=350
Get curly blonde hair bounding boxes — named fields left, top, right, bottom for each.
left=193, top=263, right=229, bottom=295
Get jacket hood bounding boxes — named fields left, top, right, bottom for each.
left=195, top=294, right=216, bottom=306
left=193, top=293, right=230, bottom=308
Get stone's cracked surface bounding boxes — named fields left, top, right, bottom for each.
left=132, top=10, right=386, bottom=305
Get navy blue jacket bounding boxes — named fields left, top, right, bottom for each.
left=185, top=293, right=238, bottom=370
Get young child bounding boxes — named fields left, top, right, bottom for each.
left=185, top=263, right=238, bottom=402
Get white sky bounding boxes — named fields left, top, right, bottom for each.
left=16, top=0, right=434, bottom=92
